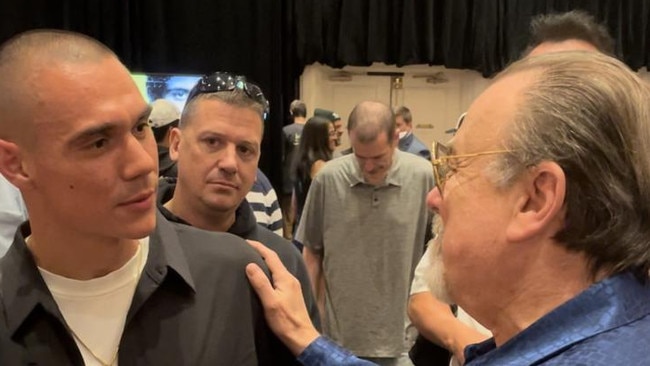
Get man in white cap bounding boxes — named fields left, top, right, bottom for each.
left=149, top=98, right=181, bottom=177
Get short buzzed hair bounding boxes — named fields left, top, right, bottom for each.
left=0, top=30, right=117, bottom=141
left=523, top=10, right=615, bottom=57
left=0, top=29, right=114, bottom=70
left=290, top=100, right=307, bottom=118
left=180, top=91, right=266, bottom=134
left=348, top=101, right=396, bottom=144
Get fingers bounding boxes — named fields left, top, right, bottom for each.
left=245, top=263, right=276, bottom=303
left=246, top=239, right=288, bottom=278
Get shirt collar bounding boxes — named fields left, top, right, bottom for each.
left=227, top=199, right=256, bottom=237
left=148, top=210, right=196, bottom=292
left=1, top=222, right=62, bottom=336
left=1, top=210, right=196, bottom=337
left=465, top=272, right=650, bottom=365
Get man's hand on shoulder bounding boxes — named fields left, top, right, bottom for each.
left=245, top=240, right=320, bottom=356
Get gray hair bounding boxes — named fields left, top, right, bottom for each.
left=347, top=101, right=396, bottom=144
left=492, top=51, right=650, bottom=280
left=289, top=99, right=307, bottom=118
left=394, top=106, right=412, bottom=124
left=180, top=90, right=265, bottom=132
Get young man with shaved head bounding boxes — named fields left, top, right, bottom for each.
left=0, top=30, right=290, bottom=365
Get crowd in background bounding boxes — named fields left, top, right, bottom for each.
left=0, top=9, right=649, bottom=366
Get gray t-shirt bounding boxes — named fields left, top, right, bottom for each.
left=296, top=150, right=434, bottom=357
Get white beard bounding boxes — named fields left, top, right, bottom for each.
left=425, top=215, right=454, bottom=304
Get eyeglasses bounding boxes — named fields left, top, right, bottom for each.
left=444, top=112, right=467, bottom=135
left=187, top=72, right=270, bottom=120
left=431, top=141, right=512, bottom=193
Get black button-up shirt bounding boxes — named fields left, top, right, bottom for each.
left=0, top=210, right=296, bottom=365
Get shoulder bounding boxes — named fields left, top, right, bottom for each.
left=311, top=155, right=361, bottom=189
left=158, top=218, right=264, bottom=269
left=310, top=160, right=327, bottom=178
left=397, top=150, right=432, bottom=172
left=247, top=226, right=303, bottom=271
left=548, top=314, right=650, bottom=365
left=317, top=155, right=353, bottom=177
left=412, top=136, right=429, bottom=149
left=255, top=170, right=272, bottom=187
left=251, top=170, right=273, bottom=194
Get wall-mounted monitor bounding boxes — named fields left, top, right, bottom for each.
left=132, top=73, right=202, bottom=112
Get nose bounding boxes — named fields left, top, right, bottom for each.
left=122, top=134, right=157, bottom=181
left=219, top=144, right=238, bottom=175
left=426, top=187, right=442, bottom=213
left=363, top=160, right=376, bottom=173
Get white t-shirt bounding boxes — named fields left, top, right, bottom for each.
left=39, top=238, right=149, bottom=366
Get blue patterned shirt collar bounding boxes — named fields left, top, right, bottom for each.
left=465, top=271, right=650, bottom=365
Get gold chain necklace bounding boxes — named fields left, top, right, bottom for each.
left=68, top=329, right=118, bottom=366
left=64, top=241, right=145, bottom=366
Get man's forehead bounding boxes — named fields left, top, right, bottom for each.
left=33, top=59, right=144, bottom=123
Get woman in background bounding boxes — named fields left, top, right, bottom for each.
left=292, top=116, right=337, bottom=248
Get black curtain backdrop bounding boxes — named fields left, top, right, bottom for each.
left=0, top=0, right=298, bottom=189
left=296, top=0, right=650, bottom=75
left=1, top=0, right=648, bottom=190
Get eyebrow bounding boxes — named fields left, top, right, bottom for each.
left=66, top=122, right=117, bottom=148
left=67, top=106, right=152, bottom=147
left=198, top=130, right=259, bottom=148
left=136, top=106, right=154, bottom=125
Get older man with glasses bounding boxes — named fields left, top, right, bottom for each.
left=243, top=50, right=650, bottom=366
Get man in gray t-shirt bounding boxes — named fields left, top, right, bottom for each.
left=296, top=101, right=434, bottom=363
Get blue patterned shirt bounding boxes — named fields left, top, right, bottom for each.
left=465, top=271, right=650, bottom=365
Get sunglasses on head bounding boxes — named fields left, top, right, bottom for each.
left=187, top=72, right=270, bottom=120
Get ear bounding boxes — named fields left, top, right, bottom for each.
left=0, top=139, right=30, bottom=188
left=506, top=162, right=566, bottom=242
left=168, top=127, right=182, bottom=162
left=391, top=131, right=399, bottom=148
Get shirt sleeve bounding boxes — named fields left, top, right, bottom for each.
left=264, top=187, right=284, bottom=236
left=297, top=336, right=377, bottom=366
left=410, top=242, right=434, bottom=295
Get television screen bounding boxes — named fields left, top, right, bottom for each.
left=132, top=73, right=202, bottom=112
